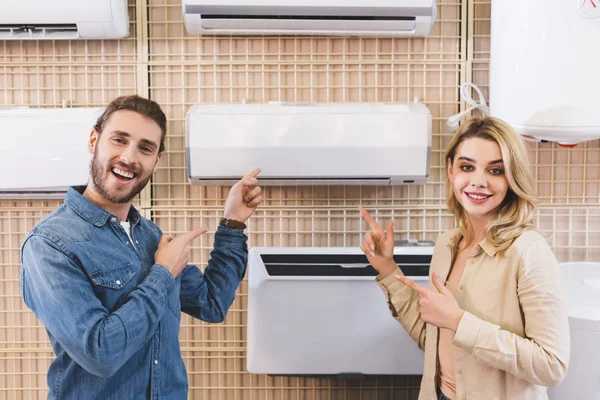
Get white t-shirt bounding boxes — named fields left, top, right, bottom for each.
left=121, top=221, right=134, bottom=244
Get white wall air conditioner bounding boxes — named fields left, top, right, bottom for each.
left=186, top=102, right=432, bottom=186
left=0, top=108, right=101, bottom=199
left=247, top=242, right=434, bottom=375
left=0, top=0, right=129, bottom=40
left=182, top=0, right=437, bottom=37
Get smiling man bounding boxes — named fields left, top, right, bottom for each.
left=20, top=95, right=263, bottom=400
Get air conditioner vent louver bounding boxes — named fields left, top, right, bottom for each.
left=200, top=14, right=416, bottom=21
left=0, top=24, right=78, bottom=39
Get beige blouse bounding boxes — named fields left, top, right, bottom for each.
left=377, top=229, right=570, bottom=400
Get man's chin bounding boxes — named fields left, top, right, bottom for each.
left=100, top=185, right=139, bottom=204
left=106, top=193, right=136, bottom=204
left=95, top=173, right=151, bottom=204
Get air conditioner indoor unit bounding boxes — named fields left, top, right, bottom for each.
left=0, top=107, right=102, bottom=199
left=0, top=0, right=129, bottom=40
left=182, top=0, right=437, bottom=37
left=185, top=101, right=432, bottom=186
left=247, top=242, right=434, bottom=375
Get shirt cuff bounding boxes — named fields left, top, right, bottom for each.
left=215, top=225, right=248, bottom=249
left=453, top=310, right=482, bottom=353
left=376, top=266, right=406, bottom=294
left=146, top=264, right=176, bottom=294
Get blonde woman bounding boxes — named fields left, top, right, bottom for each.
left=360, top=117, right=570, bottom=400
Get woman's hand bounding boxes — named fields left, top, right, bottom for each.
left=397, top=273, right=465, bottom=331
left=359, top=208, right=398, bottom=279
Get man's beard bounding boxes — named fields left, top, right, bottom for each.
left=90, top=149, right=151, bottom=204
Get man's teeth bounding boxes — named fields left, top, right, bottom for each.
left=112, top=167, right=134, bottom=179
left=467, top=193, right=489, bottom=200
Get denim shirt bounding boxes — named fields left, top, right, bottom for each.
left=20, top=187, right=248, bottom=400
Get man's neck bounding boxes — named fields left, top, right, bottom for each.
left=82, top=185, right=131, bottom=222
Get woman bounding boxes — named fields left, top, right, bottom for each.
left=360, top=117, right=570, bottom=400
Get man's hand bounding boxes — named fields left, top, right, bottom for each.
left=397, top=273, right=464, bottom=331
left=359, top=207, right=397, bottom=279
left=223, top=168, right=263, bottom=223
left=154, top=228, right=207, bottom=278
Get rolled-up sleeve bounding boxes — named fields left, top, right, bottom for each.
left=179, top=225, right=248, bottom=323
left=377, top=267, right=427, bottom=350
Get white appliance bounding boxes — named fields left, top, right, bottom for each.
left=185, top=102, right=432, bottom=186
left=489, top=0, right=600, bottom=145
left=548, top=262, right=600, bottom=400
left=246, top=241, right=433, bottom=375
left=182, top=0, right=437, bottom=37
left=0, top=0, right=129, bottom=40
left=0, top=107, right=101, bottom=198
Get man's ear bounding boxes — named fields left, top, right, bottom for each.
left=88, top=129, right=99, bottom=154
left=152, top=152, right=162, bottom=174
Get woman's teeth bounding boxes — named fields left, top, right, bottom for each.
left=467, top=193, right=489, bottom=200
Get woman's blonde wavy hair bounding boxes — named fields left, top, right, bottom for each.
left=445, top=116, right=538, bottom=253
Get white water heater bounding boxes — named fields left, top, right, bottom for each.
left=489, top=0, right=600, bottom=145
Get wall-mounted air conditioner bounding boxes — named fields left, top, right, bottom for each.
left=0, top=0, right=129, bottom=40
left=0, top=107, right=101, bottom=198
left=247, top=242, right=434, bottom=375
left=182, top=0, right=437, bottom=37
left=185, top=102, right=432, bottom=186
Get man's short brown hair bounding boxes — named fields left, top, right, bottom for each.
left=93, top=95, right=167, bottom=153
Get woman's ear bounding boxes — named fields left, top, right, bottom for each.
left=447, top=158, right=454, bottom=182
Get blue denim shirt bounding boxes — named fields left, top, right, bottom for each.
left=20, top=187, right=248, bottom=400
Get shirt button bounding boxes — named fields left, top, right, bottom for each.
left=154, top=360, right=158, bottom=365
left=126, top=241, right=130, bottom=245
left=135, top=240, right=139, bottom=244
left=116, top=280, right=121, bottom=286
left=111, top=217, right=117, bottom=223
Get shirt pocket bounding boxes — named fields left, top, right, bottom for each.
left=89, top=263, right=136, bottom=311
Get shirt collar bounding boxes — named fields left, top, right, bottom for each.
left=446, top=228, right=497, bottom=257
left=65, top=186, right=141, bottom=227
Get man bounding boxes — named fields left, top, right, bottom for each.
left=20, top=95, right=263, bottom=399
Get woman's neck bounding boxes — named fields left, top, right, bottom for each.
left=464, top=214, right=491, bottom=246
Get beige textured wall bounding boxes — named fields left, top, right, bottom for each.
left=0, top=0, right=598, bottom=398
